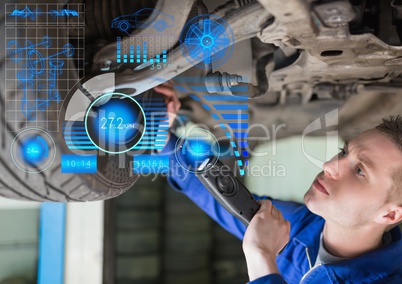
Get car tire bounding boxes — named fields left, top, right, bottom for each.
left=0, top=4, right=148, bottom=201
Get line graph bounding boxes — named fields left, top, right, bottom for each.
left=6, top=3, right=84, bottom=26
left=9, top=6, right=79, bottom=20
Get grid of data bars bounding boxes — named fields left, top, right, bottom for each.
left=116, top=36, right=171, bottom=65
left=4, top=3, right=84, bottom=132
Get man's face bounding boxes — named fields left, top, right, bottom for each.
left=304, top=129, right=402, bottom=228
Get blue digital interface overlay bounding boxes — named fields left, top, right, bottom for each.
left=7, top=36, right=74, bottom=120
left=64, top=97, right=169, bottom=153
left=5, top=4, right=85, bottom=132
left=180, top=138, right=218, bottom=169
left=116, top=36, right=174, bottom=69
left=85, top=93, right=146, bottom=154
left=174, top=76, right=249, bottom=176
left=201, top=92, right=249, bottom=176
left=180, top=14, right=234, bottom=69
left=133, top=154, right=169, bottom=174
left=111, top=8, right=174, bottom=34
left=6, top=4, right=84, bottom=26
left=63, top=121, right=96, bottom=151
left=175, top=128, right=221, bottom=173
left=61, top=154, right=97, bottom=174
left=9, top=6, right=41, bottom=21
left=11, top=128, right=56, bottom=174
left=48, top=9, right=79, bottom=17
left=134, top=97, right=169, bottom=151
left=18, top=134, right=49, bottom=166
left=9, top=6, right=78, bottom=21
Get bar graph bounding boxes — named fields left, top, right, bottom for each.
left=116, top=36, right=173, bottom=68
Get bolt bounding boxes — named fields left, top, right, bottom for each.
left=226, top=73, right=243, bottom=86
left=100, top=60, right=112, bottom=71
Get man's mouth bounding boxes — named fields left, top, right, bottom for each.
left=313, top=178, right=329, bottom=195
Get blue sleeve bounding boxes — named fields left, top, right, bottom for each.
left=161, top=133, right=304, bottom=240
left=249, top=274, right=287, bottom=284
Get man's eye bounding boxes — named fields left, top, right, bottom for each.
left=355, top=166, right=365, bottom=177
left=339, top=148, right=347, bottom=157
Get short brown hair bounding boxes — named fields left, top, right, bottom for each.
left=376, top=115, right=402, bottom=203
left=376, top=115, right=402, bottom=152
left=375, top=116, right=402, bottom=228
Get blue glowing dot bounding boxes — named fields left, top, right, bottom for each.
left=181, top=138, right=218, bottom=168
left=201, top=35, right=214, bottom=47
left=90, top=98, right=140, bottom=147
left=19, top=135, right=49, bottom=166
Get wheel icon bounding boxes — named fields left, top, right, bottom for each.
left=42, top=36, right=52, bottom=48
left=118, top=20, right=130, bottom=33
left=180, top=14, right=234, bottom=69
left=154, top=20, right=167, bottom=32
left=63, top=43, right=75, bottom=57
left=7, top=40, right=22, bottom=63
left=27, top=49, right=45, bottom=75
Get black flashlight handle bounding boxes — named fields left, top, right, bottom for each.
left=195, top=158, right=260, bottom=226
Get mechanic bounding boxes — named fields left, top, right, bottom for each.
left=154, top=82, right=402, bottom=283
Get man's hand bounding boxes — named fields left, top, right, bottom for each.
left=243, top=200, right=290, bottom=281
left=154, top=80, right=181, bottom=129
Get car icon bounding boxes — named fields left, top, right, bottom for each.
left=111, top=8, right=174, bottom=33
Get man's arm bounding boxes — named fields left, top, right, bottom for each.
left=155, top=82, right=293, bottom=282
left=155, top=82, right=302, bottom=240
left=161, top=132, right=248, bottom=239
left=155, top=81, right=248, bottom=238
left=243, top=200, right=290, bottom=283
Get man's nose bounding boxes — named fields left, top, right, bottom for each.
left=323, top=155, right=340, bottom=179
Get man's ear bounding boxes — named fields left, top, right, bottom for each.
left=375, top=204, right=402, bottom=226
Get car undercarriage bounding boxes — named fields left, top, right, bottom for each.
left=1, top=0, right=402, bottom=201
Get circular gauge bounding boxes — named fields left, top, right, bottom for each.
left=84, top=93, right=146, bottom=154
left=175, top=128, right=220, bottom=173
left=180, top=14, right=234, bottom=69
left=11, top=128, right=56, bottom=174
